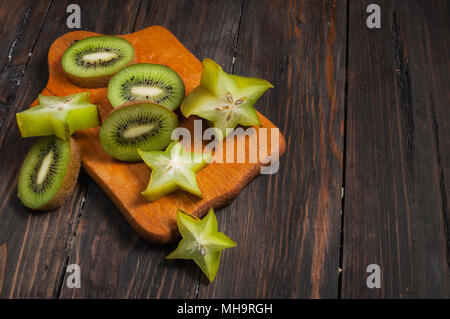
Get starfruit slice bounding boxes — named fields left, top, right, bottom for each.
left=167, top=209, right=236, bottom=282
left=138, top=141, right=210, bottom=201
left=16, top=92, right=100, bottom=140
left=180, top=58, right=273, bottom=137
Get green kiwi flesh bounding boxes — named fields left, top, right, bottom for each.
left=18, top=136, right=81, bottom=210
left=61, top=36, right=136, bottom=88
left=99, top=101, right=179, bottom=162
left=107, top=63, right=185, bottom=110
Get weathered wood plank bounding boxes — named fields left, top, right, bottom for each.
left=59, top=0, right=244, bottom=298
left=0, top=0, right=52, bottom=137
left=197, top=0, right=347, bottom=298
left=0, top=0, right=143, bottom=298
left=407, top=0, right=450, bottom=271
left=342, top=0, right=449, bottom=298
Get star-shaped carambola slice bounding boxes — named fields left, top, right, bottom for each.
left=138, top=141, right=211, bottom=201
left=180, top=58, right=273, bottom=137
left=16, top=92, right=100, bottom=140
left=167, top=209, right=236, bottom=282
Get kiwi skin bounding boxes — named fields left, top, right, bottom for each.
left=19, top=138, right=81, bottom=211
left=64, top=54, right=137, bottom=88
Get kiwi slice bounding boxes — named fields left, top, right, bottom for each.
left=107, top=63, right=185, bottom=110
left=99, top=101, right=179, bottom=162
left=61, top=36, right=136, bottom=88
left=181, top=58, right=273, bottom=138
left=16, top=92, right=100, bottom=141
left=18, top=136, right=81, bottom=210
left=138, top=141, right=211, bottom=201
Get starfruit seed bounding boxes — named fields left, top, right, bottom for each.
left=226, top=92, right=233, bottom=104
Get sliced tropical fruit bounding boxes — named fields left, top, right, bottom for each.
left=138, top=141, right=210, bottom=201
left=166, top=209, right=236, bottom=282
left=18, top=136, right=81, bottom=210
left=99, top=101, right=178, bottom=162
left=61, top=36, right=136, bottom=88
left=107, top=63, right=185, bottom=110
left=180, top=58, right=273, bottom=137
left=16, top=92, right=100, bottom=140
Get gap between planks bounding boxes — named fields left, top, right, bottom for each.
left=337, top=0, right=350, bottom=299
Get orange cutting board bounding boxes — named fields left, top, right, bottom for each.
left=30, top=26, right=286, bottom=244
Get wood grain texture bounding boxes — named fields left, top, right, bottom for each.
left=342, top=0, right=450, bottom=298
left=59, top=0, right=246, bottom=298
left=407, top=0, right=450, bottom=271
left=196, top=0, right=347, bottom=298
left=1, top=0, right=449, bottom=299
left=0, top=0, right=143, bottom=298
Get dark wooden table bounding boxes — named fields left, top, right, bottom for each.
left=0, top=0, right=448, bottom=299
